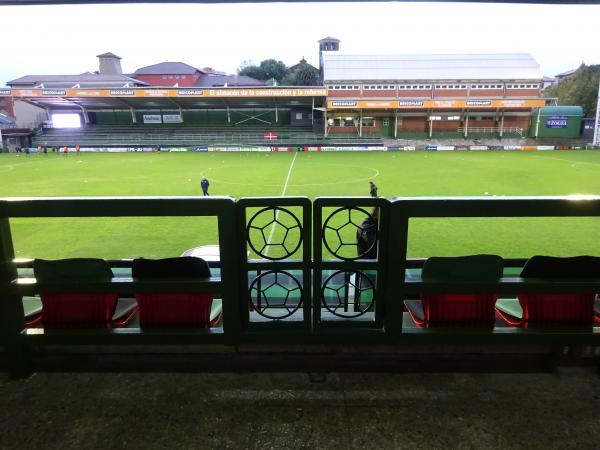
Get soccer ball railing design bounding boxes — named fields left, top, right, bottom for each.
left=243, top=202, right=379, bottom=322
left=248, top=270, right=303, bottom=320
left=322, top=206, right=378, bottom=261
left=246, top=206, right=302, bottom=260
left=320, top=206, right=379, bottom=319
left=321, top=269, right=375, bottom=318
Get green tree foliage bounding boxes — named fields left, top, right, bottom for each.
left=238, top=59, right=287, bottom=82
left=545, top=64, right=600, bottom=117
left=237, top=63, right=263, bottom=81
left=259, top=59, right=287, bottom=82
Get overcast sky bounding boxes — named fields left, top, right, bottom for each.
left=1, top=2, right=599, bottom=85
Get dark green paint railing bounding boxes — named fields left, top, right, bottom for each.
left=1, top=195, right=600, bottom=377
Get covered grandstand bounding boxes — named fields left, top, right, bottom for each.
left=321, top=51, right=550, bottom=139
left=2, top=86, right=377, bottom=149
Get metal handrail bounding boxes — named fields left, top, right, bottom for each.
left=2, top=195, right=600, bottom=377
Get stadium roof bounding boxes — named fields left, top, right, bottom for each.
left=322, top=53, right=543, bottom=82
left=196, top=75, right=265, bottom=87
left=4, top=87, right=327, bottom=111
left=7, top=74, right=148, bottom=87
left=134, top=62, right=202, bottom=75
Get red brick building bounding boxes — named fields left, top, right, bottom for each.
left=132, top=62, right=205, bottom=87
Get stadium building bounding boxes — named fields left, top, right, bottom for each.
left=0, top=39, right=561, bottom=150
left=320, top=38, right=547, bottom=139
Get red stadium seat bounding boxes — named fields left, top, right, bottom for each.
left=495, top=256, right=600, bottom=328
left=131, top=257, right=221, bottom=328
left=404, top=255, right=503, bottom=328
left=32, top=258, right=137, bottom=329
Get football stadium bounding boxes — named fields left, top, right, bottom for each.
left=2, top=0, right=600, bottom=448
left=1, top=14, right=600, bottom=386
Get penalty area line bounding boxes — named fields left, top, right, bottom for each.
left=265, top=152, right=298, bottom=257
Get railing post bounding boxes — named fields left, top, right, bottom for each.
left=0, top=216, right=30, bottom=378
left=218, top=200, right=241, bottom=345
left=384, top=200, right=409, bottom=336
left=312, top=203, right=323, bottom=329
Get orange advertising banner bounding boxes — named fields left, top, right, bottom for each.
left=328, top=99, right=547, bottom=109
left=5, top=87, right=328, bottom=99
left=205, top=88, right=327, bottom=97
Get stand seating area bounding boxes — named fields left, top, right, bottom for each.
left=31, top=124, right=386, bottom=148
left=1, top=196, right=600, bottom=377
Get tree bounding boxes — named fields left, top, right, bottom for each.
left=237, top=60, right=264, bottom=81
left=238, top=65, right=264, bottom=80
left=259, top=59, right=287, bottom=82
left=544, top=64, right=600, bottom=117
left=238, top=59, right=287, bottom=82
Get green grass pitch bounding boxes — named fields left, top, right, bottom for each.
left=1, top=150, right=599, bottom=260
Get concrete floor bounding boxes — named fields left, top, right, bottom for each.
left=1, top=370, right=599, bottom=449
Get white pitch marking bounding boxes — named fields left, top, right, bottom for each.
left=206, top=164, right=379, bottom=187
left=265, top=152, right=298, bottom=257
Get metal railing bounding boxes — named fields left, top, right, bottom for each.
left=2, top=195, right=600, bottom=376
left=457, top=127, right=523, bottom=136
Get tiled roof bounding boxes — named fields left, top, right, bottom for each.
left=134, top=62, right=201, bottom=75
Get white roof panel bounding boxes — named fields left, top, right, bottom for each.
left=322, top=53, right=542, bottom=82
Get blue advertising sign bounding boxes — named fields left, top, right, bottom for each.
left=546, top=116, right=568, bottom=128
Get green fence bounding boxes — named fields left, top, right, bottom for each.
left=1, top=195, right=600, bottom=377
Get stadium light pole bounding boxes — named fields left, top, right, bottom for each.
left=594, top=78, right=600, bottom=147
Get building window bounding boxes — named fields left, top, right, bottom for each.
left=329, top=117, right=357, bottom=127
left=436, top=84, right=468, bottom=90
left=362, top=117, right=375, bottom=127
left=363, top=85, right=396, bottom=90
left=398, top=84, right=431, bottom=90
